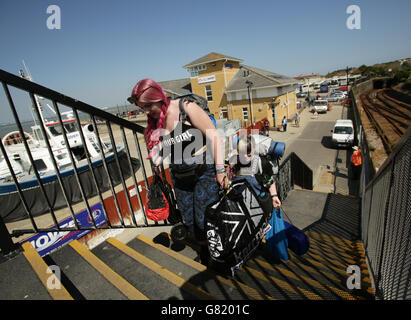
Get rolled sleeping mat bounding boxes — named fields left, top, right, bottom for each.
left=232, top=134, right=240, bottom=149
left=268, top=141, right=285, bottom=158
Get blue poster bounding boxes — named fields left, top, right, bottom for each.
left=22, top=203, right=105, bottom=257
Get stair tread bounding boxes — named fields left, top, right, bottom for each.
left=175, top=235, right=322, bottom=300
left=46, top=242, right=128, bottom=300
left=131, top=234, right=274, bottom=300
left=0, top=253, right=51, bottom=300
left=248, top=250, right=363, bottom=300
left=21, top=242, right=73, bottom=300
left=91, top=239, right=202, bottom=300
left=69, top=240, right=148, bottom=300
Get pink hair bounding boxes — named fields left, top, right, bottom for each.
left=130, top=79, right=170, bottom=158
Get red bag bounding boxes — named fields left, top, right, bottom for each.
left=144, top=174, right=169, bottom=221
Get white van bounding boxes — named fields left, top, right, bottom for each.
left=331, top=120, right=354, bottom=148
left=313, top=100, right=329, bottom=113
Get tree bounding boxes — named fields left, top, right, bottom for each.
left=393, top=70, right=410, bottom=84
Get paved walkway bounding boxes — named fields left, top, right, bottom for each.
left=267, top=100, right=355, bottom=195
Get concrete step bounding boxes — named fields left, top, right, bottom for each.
left=171, top=229, right=374, bottom=300
left=0, top=216, right=375, bottom=300
left=131, top=234, right=274, bottom=300
left=91, top=238, right=206, bottom=300
left=0, top=249, right=52, bottom=300
left=45, top=241, right=130, bottom=300
left=0, top=242, right=73, bottom=300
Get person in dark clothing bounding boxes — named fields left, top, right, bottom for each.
left=282, top=116, right=288, bottom=132
left=128, top=79, right=226, bottom=263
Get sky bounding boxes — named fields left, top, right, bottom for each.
left=0, top=0, right=410, bottom=123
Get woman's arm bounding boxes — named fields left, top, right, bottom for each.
left=269, top=181, right=281, bottom=208
left=183, top=101, right=226, bottom=186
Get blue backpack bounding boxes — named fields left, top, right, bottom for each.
left=178, top=93, right=216, bottom=127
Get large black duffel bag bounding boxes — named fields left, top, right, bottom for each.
left=205, top=177, right=272, bottom=276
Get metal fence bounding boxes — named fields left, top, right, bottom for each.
left=350, top=83, right=410, bottom=300
left=0, top=69, right=169, bottom=256
left=361, top=127, right=410, bottom=300
left=350, top=88, right=377, bottom=192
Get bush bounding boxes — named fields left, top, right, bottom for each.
left=393, top=70, right=410, bottom=84
left=402, top=79, right=411, bottom=91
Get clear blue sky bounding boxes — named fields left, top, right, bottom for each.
left=0, top=0, right=410, bottom=123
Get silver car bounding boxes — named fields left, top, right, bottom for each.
left=324, top=95, right=339, bottom=102
left=327, top=93, right=345, bottom=101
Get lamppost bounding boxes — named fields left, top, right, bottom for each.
left=246, top=80, right=254, bottom=127
left=346, top=66, right=349, bottom=91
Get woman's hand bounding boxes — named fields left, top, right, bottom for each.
left=216, top=172, right=228, bottom=188
left=150, top=144, right=163, bottom=166
left=272, top=195, right=281, bottom=209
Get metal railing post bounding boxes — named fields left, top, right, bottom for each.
left=0, top=215, right=18, bottom=256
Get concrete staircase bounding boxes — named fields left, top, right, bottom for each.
left=0, top=216, right=375, bottom=300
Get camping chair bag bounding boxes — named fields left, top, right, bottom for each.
left=205, top=178, right=272, bottom=276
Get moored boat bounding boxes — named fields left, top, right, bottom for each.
left=0, top=67, right=140, bottom=223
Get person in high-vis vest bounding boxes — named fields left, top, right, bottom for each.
left=351, top=146, right=362, bottom=179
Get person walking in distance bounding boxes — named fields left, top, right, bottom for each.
left=282, top=116, right=288, bottom=132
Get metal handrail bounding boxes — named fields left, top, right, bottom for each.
left=0, top=69, right=159, bottom=247
left=0, top=69, right=145, bottom=134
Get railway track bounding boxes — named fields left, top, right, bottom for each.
left=359, top=88, right=411, bottom=154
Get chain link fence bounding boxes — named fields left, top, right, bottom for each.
left=351, top=81, right=410, bottom=300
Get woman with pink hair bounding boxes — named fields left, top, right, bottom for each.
left=129, top=79, right=226, bottom=256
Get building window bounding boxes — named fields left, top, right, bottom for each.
left=205, top=85, right=213, bottom=102
left=242, top=107, right=249, bottom=120
left=220, top=109, right=228, bottom=119
left=277, top=87, right=282, bottom=95
left=188, top=64, right=206, bottom=77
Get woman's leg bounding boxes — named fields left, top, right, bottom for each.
left=193, top=165, right=220, bottom=240
left=171, top=172, right=195, bottom=235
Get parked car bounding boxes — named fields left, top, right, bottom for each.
left=313, top=100, right=329, bottom=113
left=331, top=89, right=347, bottom=97
left=331, top=88, right=342, bottom=94
left=331, top=119, right=354, bottom=148
left=324, top=95, right=340, bottom=102
left=328, top=92, right=345, bottom=101
left=296, top=91, right=307, bottom=98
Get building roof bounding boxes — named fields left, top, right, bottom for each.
left=225, top=65, right=299, bottom=92
left=157, top=78, right=192, bottom=96
left=293, top=74, right=321, bottom=79
left=183, top=52, right=243, bottom=68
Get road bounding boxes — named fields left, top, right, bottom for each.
left=267, top=90, right=352, bottom=194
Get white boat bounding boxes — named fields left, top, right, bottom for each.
left=0, top=67, right=140, bottom=223
left=0, top=112, right=110, bottom=180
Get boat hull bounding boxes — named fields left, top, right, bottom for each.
left=0, top=149, right=140, bottom=223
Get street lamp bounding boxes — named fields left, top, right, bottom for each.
left=246, top=80, right=254, bottom=127
left=346, top=66, right=349, bottom=90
